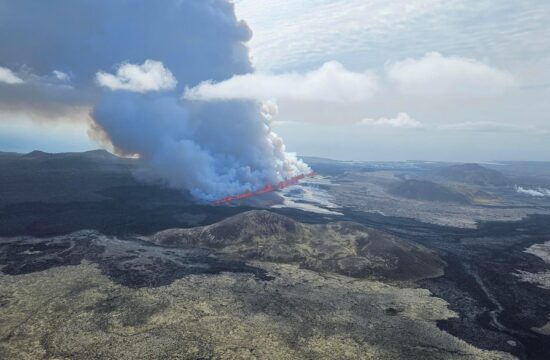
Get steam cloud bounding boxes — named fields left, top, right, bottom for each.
left=515, top=186, right=550, bottom=197
left=0, top=0, right=309, bottom=200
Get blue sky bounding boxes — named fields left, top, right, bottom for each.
left=1, top=0, right=549, bottom=161
left=0, top=116, right=95, bottom=153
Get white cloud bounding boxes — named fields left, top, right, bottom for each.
left=184, top=61, right=378, bottom=103
left=53, top=70, right=70, bottom=82
left=235, top=1, right=550, bottom=76
left=0, top=66, right=24, bottom=84
left=186, top=52, right=516, bottom=105
left=234, top=0, right=446, bottom=71
left=358, top=112, right=424, bottom=129
left=387, top=52, right=514, bottom=97
left=515, top=185, right=550, bottom=197
left=440, top=121, right=517, bottom=132
left=439, top=121, right=548, bottom=134
left=96, top=60, right=177, bottom=93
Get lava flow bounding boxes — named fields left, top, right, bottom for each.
left=212, top=172, right=316, bottom=205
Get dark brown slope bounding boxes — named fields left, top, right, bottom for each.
left=0, top=150, right=138, bottom=206
left=433, top=163, right=509, bottom=186
left=145, top=210, right=445, bottom=281
left=388, top=179, right=470, bottom=204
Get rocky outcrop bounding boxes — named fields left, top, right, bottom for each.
left=146, top=210, right=445, bottom=281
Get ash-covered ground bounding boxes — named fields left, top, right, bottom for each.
left=1, top=151, right=550, bottom=359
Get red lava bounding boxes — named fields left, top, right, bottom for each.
left=212, top=172, right=316, bottom=205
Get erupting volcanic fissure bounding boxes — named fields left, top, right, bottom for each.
left=213, top=172, right=316, bottom=205
left=0, top=0, right=310, bottom=202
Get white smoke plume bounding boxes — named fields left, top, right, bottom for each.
left=515, top=186, right=550, bottom=197
left=0, top=0, right=309, bottom=200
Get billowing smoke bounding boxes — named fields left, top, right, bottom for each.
left=93, top=81, right=309, bottom=199
left=0, top=0, right=309, bottom=200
